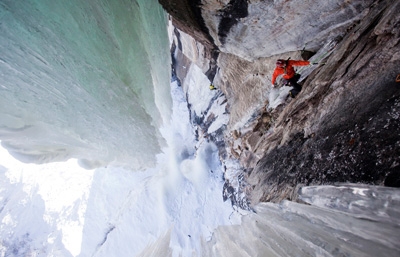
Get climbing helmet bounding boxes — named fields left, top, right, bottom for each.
left=276, top=59, right=286, bottom=68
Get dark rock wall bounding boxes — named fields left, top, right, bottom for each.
left=216, top=0, right=248, bottom=45
left=159, top=0, right=215, bottom=50
left=247, top=0, right=400, bottom=204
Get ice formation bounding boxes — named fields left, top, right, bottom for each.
left=0, top=0, right=399, bottom=256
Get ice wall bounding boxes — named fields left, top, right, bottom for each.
left=203, top=184, right=400, bottom=257
left=0, top=0, right=171, bottom=169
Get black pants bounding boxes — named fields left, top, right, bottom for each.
left=284, top=74, right=302, bottom=98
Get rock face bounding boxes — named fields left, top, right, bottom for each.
left=161, top=0, right=400, bottom=205
left=246, top=0, right=400, bottom=204
left=161, top=0, right=374, bottom=60
left=159, top=0, right=215, bottom=50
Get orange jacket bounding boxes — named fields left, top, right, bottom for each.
left=271, top=60, right=310, bottom=85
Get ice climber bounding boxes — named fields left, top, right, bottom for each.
left=271, top=59, right=310, bottom=98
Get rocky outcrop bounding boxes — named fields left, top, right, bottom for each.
left=162, top=0, right=400, bottom=206
left=161, top=0, right=374, bottom=60
left=159, top=0, right=215, bottom=50
left=164, top=0, right=379, bottom=131
left=246, top=0, right=400, bottom=204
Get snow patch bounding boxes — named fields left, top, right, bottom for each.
left=268, top=86, right=292, bottom=109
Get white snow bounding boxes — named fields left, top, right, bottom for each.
left=0, top=80, right=240, bottom=257
left=268, top=86, right=292, bottom=109
left=185, top=64, right=215, bottom=116
left=206, top=95, right=230, bottom=135
left=182, top=62, right=230, bottom=136
left=0, top=147, right=93, bottom=256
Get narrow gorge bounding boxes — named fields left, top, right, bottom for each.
left=161, top=0, right=400, bottom=206
left=0, top=0, right=399, bottom=255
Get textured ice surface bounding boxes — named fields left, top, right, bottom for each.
left=202, top=184, right=400, bottom=257
left=0, top=0, right=171, bottom=169
left=299, top=184, right=400, bottom=224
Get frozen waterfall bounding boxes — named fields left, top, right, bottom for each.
left=0, top=0, right=399, bottom=257
left=0, top=0, right=172, bottom=169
